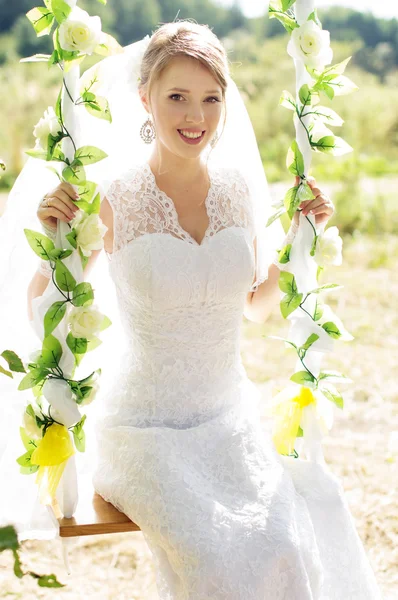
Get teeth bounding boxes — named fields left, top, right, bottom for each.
left=179, top=130, right=203, bottom=139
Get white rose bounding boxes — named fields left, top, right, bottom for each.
left=287, top=20, right=333, bottom=70
left=80, top=378, right=100, bottom=407
left=314, top=226, right=342, bottom=267
left=68, top=304, right=104, bottom=340
left=33, top=106, right=62, bottom=151
left=23, top=405, right=43, bottom=440
left=71, top=209, right=108, bottom=257
left=58, top=6, right=102, bottom=55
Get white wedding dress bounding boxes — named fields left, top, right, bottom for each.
left=91, top=161, right=382, bottom=600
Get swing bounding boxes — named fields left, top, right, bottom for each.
left=50, top=485, right=140, bottom=537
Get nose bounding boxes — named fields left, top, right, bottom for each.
left=185, top=102, right=205, bottom=125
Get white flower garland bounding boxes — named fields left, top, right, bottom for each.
left=266, top=0, right=358, bottom=460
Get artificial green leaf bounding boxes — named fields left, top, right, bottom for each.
left=277, top=244, right=291, bottom=264
left=278, top=271, right=298, bottom=295
left=321, top=56, right=352, bottom=79
left=314, top=299, right=324, bottom=321
left=266, top=207, right=286, bottom=227
left=65, top=228, right=77, bottom=249
left=279, top=90, right=296, bottom=111
left=286, top=139, right=304, bottom=177
left=41, top=334, right=63, bottom=369
left=99, top=315, right=112, bottom=331
left=84, top=95, right=112, bottom=122
left=26, top=7, right=54, bottom=37
left=63, top=54, right=86, bottom=72
left=268, top=6, right=299, bottom=33
left=298, top=83, right=312, bottom=107
left=307, top=9, right=322, bottom=28
left=79, top=246, right=89, bottom=270
left=76, top=181, right=97, bottom=203
left=20, top=53, right=52, bottom=62
left=0, top=364, right=13, bottom=378
left=66, top=332, right=88, bottom=356
left=49, top=0, right=72, bottom=24
left=300, top=333, right=319, bottom=352
left=74, top=146, right=108, bottom=166
left=282, top=0, right=296, bottom=11
left=290, top=370, right=316, bottom=385
left=1, top=350, right=26, bottom=373
left=19, top=427, right=34, bottom=452
left=321, top=321, right=342, bottom=339
left=87, top=192, right=101, bottom=215
left=24, top=229, right=54, bottom=259
left=18, top=369, right=46, bottom=391
left=280, top=292, right=302, bottom=318
left=44, top=301, right=67, bottom=337
left=25, top=147, right=48, bottom=160
left=72, top=282, right=94, bottom=307
left=283, top=185, right=299, bottom=218
left=318, top=370, right=352, bottom=383
left=308, top=283, right=343, bottom=294
left=86, top=336, right=102, bottom=352
left=311, top=135, right=336, bottom=154
left=72, top=414, right=87, bottom=451
left=320, top=384, right=344, bottom=409
left=55, top=258, right=77, bottom=293
left=93, top=33, right=122, bottom=56
left=296, top=181, right=314, bottom=203
left=62, top=163, right=87, bottom=185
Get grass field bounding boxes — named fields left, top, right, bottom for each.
left=0, top=191, right=397, bottom=599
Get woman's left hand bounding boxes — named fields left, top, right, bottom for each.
left=293, top=175, right=335, bottom=226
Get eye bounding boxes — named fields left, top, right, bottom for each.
left=169, top=94, right=221, bottom=103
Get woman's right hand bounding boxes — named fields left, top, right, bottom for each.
left=37, top=182, right=80, bottom=231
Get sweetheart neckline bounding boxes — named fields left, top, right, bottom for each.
left=107, top=226, right=253, bottom=263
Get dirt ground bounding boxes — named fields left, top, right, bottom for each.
left=0, top=200, right=397, bottom=598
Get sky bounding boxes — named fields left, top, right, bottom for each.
left=215, top=0, right=398, bottom=20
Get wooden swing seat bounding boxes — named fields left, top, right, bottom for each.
left=50, top=486, right=140, bottom=537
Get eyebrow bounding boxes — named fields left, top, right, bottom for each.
left=167, top=87, right=221, bottom=94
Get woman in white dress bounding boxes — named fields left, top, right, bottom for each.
left=30, top=21, right=382, bottom=600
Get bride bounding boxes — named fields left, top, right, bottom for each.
left=13, top=20, right=382, bottom=600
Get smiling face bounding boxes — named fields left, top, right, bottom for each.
left=139, top=54, right=224, bottom=160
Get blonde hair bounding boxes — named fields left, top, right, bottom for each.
left=138, top=20, right=230, bottom=154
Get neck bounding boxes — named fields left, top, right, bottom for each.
left=148, top=146, right=208, bottom=183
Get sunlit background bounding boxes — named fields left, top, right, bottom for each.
left=0, top=1, right=397, bottom=598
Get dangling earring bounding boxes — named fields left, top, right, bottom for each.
left=210, top=131, right=219, bottom=148
left=140, top=116, right=156, bottom=143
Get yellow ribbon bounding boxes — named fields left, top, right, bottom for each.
left=271, top=386, right=316, bottom=455
left=30, top=423, right=75, bottom=506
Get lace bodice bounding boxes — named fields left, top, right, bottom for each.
left=104, top=162, right=254, bottom=258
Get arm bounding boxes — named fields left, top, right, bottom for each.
left=27, top=196, right=114, bottom=322
left=244, top=220, right=299, bottom=324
